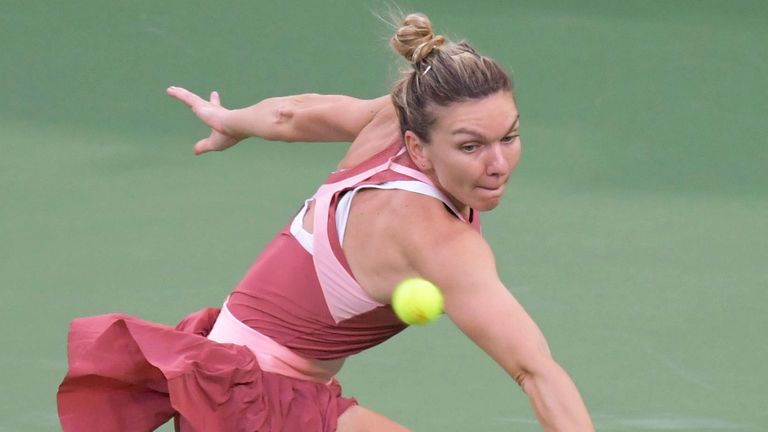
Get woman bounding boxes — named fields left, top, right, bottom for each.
left=58, top=13, right=594, bottom=431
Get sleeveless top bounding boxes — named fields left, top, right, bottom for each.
left=226, top=139, right=480, bottom=360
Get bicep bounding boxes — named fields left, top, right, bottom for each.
left=446, top=279, right=551, bottom=379
left=418, top=232, right=551, bottom=380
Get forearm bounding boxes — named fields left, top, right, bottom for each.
left=222, top=97, right=298, bottom=142
left=519, top=359, right=594, bottom=431
left=221, top=93, right=377, bottom=143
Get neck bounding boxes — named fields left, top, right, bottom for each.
left=397, top=149, right=470, bottom=220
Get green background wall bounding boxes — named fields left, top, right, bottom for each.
left=1, top=1, right=766, bottom=430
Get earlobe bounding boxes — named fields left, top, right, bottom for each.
left=404, top=131, right=431, bottom=170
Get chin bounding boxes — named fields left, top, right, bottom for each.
left=474, top=200, right=501, bottom=212
left=469, top=187, right=505, bottom=211
left=467, top=195, right=503, bottom=212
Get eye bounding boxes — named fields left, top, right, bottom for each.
left=501, top=133, right=519, bottom=144
left=461, top=143, right=479, bottom=153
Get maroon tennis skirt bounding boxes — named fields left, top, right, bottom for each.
left=57, top=308, right=357, bottom=431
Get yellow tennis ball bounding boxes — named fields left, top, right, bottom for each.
left=391, top=278, right=444, bottom=325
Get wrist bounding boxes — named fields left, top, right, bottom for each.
left=219, top=109, right=247, bottom=141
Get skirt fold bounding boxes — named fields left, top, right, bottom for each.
left=57, top=309, right=355, bottom=432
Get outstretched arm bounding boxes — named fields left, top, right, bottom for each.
left=167, top=86, right=388, bottom=154
left=408, top=225, right=595, bottom=431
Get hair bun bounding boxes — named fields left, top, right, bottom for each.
left=390, top=13, right=446, bottom=64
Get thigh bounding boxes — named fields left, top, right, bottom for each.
left=336, top=405, right=411, bottom=432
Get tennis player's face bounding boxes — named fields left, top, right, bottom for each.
left=417, top=91, right=521, bottom=213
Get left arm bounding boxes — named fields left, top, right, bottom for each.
left=406, top=225, right=594, bottom=431
left=224, top=93, right=388, bottom=143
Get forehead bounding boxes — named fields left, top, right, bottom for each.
left=430, top=91, right=518, bottom=137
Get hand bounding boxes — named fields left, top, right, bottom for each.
left=167, top=86, right=241, bottom=155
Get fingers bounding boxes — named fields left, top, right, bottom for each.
left=167, top=86, right=205, bottom=108
left=167, top=86, right=223, bottom=109
left=168, top=86, right=232, bottom=156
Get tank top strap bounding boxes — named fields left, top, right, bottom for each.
left=310, top=154, right=399, bottom=323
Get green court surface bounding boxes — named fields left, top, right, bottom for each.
left=1, top=1, right=766, bottom=430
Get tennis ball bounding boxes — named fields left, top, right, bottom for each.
left=391, top=278, right=444, bottom=325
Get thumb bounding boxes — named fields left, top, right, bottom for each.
left=193, top=138, right=214, bottom=155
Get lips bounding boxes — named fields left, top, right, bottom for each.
left=477, top=184, right=504, bottom=192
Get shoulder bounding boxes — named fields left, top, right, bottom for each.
left=344, top=187, right=487, bottom=300
left=378, top=190, right=490, bottom=273
left=377, top=191, right=499, bottom=292
left=338, top=100, right=400, bottom=169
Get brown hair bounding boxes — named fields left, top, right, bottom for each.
left=390, top=13, right=513, bottom=142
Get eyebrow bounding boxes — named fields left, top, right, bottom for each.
left=451, top=115, right=520, bottom=141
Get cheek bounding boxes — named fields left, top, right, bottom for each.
left=433, top=154, right=475, bottom=187
left=508, top=142, right=522, bottom=170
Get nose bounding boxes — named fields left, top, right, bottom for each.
left=485, top=142, right=510, bottom=177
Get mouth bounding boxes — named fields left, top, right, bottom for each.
left=476, top=184, right=506, bottom=196
left=477, top=183, right=505, bottom=191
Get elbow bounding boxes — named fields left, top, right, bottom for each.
left=511, top=353, right=559, bottom=394
left=513, top=366, right=536, bottom=394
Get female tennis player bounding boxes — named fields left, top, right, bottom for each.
left=58, top=13, right=594, bottom=431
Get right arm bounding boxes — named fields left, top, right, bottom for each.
left=167, top=86, right=388, bottom=154
left=404, top=220, right=594, bottom=431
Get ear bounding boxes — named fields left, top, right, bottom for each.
left=404, top=130, right=433, bottom=171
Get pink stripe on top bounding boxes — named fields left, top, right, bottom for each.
left=311, top=162, right=394, bottom=323
left=208, top=301, right=343, bottom=384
